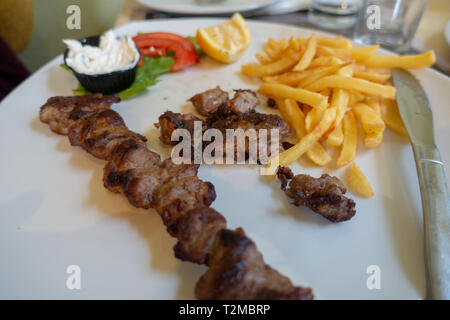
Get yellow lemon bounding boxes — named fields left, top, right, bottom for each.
left=196, top=13, right=251, bottom=64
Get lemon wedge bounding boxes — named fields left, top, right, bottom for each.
left=196, top=13, right=251, bottom=63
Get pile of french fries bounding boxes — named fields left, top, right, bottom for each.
left=242, top=35, right=435, bottom=197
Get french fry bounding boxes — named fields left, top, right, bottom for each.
left=330, top=88, right=349, bottom=126
left=242, top=50, right=301, bottom=77
left=268, top=38, right=288, bottom=53
left=354, top=71, right=391, bottom=83
left=336, top=111, right=357, bottom=168
left=352, top=102, right=385, bottom=134
left=380, top=98, right=408, bottom=137
left=264, top=65, right=345, bottom=86
left=305, top=107, right=323, bottom=132
left=259, top=83, right=328, bottom=109
left=351, top=62, right=367, bottom=73
left=272, top=97, right=289, bottom=121
left=305, top=75, right=396, bottom=99
left=242, top=40, right=302, bottom=77
left=297, top=63, right=350, bottom=88
left=319, top=88, right=331, bottom=97
left=353, top=102, right=385, bottom=148
left=335, top=45, right=379, bottom=61
left=309, top=56, right=343, bottom=68
left=293, top=34, right=317, bottom=71
left=262, top=43, right=280, bottom=60
left=364, top=131, right=384, bottom=148
left=326, top=122, right=344, bottom=146
left=364, top=97, right=384, bottom=146
left=365, top=97, right=381, bottom=115
left=256, top=52, right=272, bottom=64
left=282, top=99, right=331, bottom=166
left=348, top=91, right=365, bottom=106
left=266, top=107, right=336, bottom=175
left=316, top=45, right=348, bottom=60
left=337, top=64, right=353, bottom=77
left=281, top=98, right=306, bottom=135
left=263, top=70, right=312, bottom=86
left=348, top=162, right=374, bottom=198
left=363, top=50, right=436, bottom=69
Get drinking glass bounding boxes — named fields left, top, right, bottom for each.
left=308, top=0, right=362, bottom=29
left=353, top=0, right=429, bottom=52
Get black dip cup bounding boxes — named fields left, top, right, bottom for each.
left=63, top=35, right=139, bottom=95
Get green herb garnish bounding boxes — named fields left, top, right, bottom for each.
left=187, top=36, right=206, bottom=58
left=60, top=55, right=174, bottom=100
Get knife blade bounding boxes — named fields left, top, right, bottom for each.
left=392, top=68, right=450, bottom=300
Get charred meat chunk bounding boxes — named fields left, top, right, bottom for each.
left=189, top=86, right=229, bottom=116
left=195, top=228, right=314, bottom=300
left=227, top=89, right=259, bottom=114
left=39, top=93, right=120, bottom=135
left=277, top=166, right=356, bottom=222
left=155, top=110, right=202, bottom=145
left=173, top=207, right=227, bottom=265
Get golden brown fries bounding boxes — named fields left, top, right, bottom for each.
left=279, top=99, right=331, bottom=166
left=293, top=34, right=317, bottom=71
left=243, top=34, right=434, bottom=194
left=354, top=71, right=391, bottom=84
left=326, top=122, right=344, bottom=146
left=336, top=111, right=357, bottom=168
left=353, top=102, right=385, bottom=148
left=266, top=107, right=336, bottom=175
left=363, top=50, right=435, bottom=69
left=297, top=63, right=350, bottom=88
left=335, top=45, right=379, bottom=61
left=348, top=162, right=374, bottom=198
left=305, top=75, right=396, bottom=99
left=259, top=83, right=328, bottom=109
left=380, top=98, right=409, bottom=137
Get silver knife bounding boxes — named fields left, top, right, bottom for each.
left=392, top=68, right=450, bottom=300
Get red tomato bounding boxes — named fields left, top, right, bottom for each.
left=133, top=32, right=199, bottom=72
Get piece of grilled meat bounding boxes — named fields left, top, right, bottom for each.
left=196, top=228, right=314, bottom=300
left=277, top=166, right=356, bottom=222
left=40, top=93, right=120, bottom=135
left=189, top=87, right=259, bottom=117
left=189, top=86, right=229, bottom=116
left=157, top=88, right=290, bottom=162
left=227, top=89, right=259, bottom=114
left=155, top=111, right=202, bottom=145
left=39, top=93, right=313, bottom=300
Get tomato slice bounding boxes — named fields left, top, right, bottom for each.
left=133, top=32, right=199, bottom=72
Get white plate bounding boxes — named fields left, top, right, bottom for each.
left=1, top=19, right=449, bottom=299
left=137, top=0, right=279, bottom=15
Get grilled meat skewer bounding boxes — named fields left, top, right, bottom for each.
left=39, top=93, right=313, bottom=300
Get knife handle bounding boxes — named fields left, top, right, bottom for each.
left=412, top=143, right=450, bottom=300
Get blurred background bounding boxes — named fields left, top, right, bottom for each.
left=0, top=0, right=449, bottom=100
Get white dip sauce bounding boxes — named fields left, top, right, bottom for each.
left=63, top=31, right=139, bottom=75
